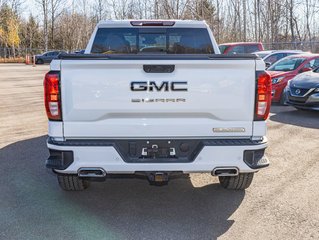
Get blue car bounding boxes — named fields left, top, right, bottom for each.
left=286, top=67, right=319, bottom=110
left=35, top=51, right=67, bottom=64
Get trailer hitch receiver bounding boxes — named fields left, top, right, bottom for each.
left=147, top=172, right=169, bottom=186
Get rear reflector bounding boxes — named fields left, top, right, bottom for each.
left=44, top=71, right=62, bottom=121
left=130, top=21, right=175, bottom=26
left=255, top=71, right=272, bottom=120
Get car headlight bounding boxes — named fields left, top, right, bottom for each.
left=272, top=77, right=284, bottom=84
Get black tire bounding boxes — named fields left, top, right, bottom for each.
left=57, top=174, right=89, bottom=191
left=280, top=92, right=287, bottom=106
left=36, top=59, right=44, bottom=64
left=219, top=173, right=254, bottom=190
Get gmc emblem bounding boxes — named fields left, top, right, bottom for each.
left=131, top=81, right=188, bottom=91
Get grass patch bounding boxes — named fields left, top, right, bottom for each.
left=0, top=57, right=25, bottom=63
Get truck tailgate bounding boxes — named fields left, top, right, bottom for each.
left=60, top=59, right=256, bottom=138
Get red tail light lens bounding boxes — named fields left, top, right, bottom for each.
left=44, top=72, right=62, bottom=121
left=255, top=72, right=272, bottom=120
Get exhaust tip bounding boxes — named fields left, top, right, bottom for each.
left=78, top=168, right=106, bottom=178
left=212, top=167, right=239, bottom=177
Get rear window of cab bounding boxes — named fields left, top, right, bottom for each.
left=91, top=28, right=214, bottom=54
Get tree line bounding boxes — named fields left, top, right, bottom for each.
left=1, top=0, right=319, bottom=57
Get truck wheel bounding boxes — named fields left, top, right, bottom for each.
left=219, top=173, right=254, bottom=190
left=57, top=174, right=89, bottom=191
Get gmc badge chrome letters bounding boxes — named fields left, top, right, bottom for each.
left=131, top=81, right=188, bottom=92
left=131, top=81, right=187, bottom=103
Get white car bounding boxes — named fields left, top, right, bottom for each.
left=44, top=20, right=271, bottom=191
left=253, top=50, right=275, bottom=58
left=254, top=50, right=304, bottom=68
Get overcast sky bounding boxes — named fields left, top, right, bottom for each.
left=23, top=0, right=73, bottom=19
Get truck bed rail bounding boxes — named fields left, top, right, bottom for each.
left=58, top=53, right=259, bottom=60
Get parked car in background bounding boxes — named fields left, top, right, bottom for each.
left=285, top=67, right=319, bottom=110
left=74, top=49, right=85, bottom=54
left=219, top=42, right=264, bottom=54
left=35, top=51, right=67, bottom=64
left=253, top=50, right=275, bottom=58
left=263, top=50, right=303, bottom=68
left=267, top=54, right=319, bottom=104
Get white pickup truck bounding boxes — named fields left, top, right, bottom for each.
left=44, top=20, right=271, bottom=191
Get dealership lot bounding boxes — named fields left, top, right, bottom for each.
left=0, top=64, right=319, bottom=240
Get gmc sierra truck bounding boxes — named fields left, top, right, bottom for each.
left=44, top=20, right=271, bottom=191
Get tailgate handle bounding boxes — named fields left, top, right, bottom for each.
left=143, top=65, right=175, bottom=73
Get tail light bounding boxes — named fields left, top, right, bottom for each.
left=44, top=71, right=62, bottom=121
left=254, top=71, right=272, bottom=121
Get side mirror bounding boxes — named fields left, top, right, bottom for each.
left=299, top=67, right=312, bottom=73
left=265, top=62, right=271, bottom=69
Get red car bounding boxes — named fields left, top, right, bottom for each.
left=267, top=54, right=319, bottom=103
left=219, top=42, right=264, bottom=54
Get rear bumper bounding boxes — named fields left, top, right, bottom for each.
left=46, top=137, right=268, bottom=174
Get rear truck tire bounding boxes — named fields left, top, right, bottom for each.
left=57, top=174, right=89, bottom=191
left=219, top=173, right=254, bottom=190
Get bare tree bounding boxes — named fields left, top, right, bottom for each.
left=288, top=0, right=295, bottom=44
left=50, top=0, right=64, bottom=48
left=93, top=0, right=108, bottom=21
left=0, top=0, right=24, bottom=13
left=36, top=0, right=49, bottom=51
left=242, top=0, right=246, bottom=41
left=111, top=0, right=131, bottom=19
left=2, top=0, right=319, bottom=53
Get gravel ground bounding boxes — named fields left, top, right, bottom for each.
left=0, top=64, right=319, bottom=240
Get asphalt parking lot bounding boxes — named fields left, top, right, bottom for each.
left=0, top=64, right=319, bottom=240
